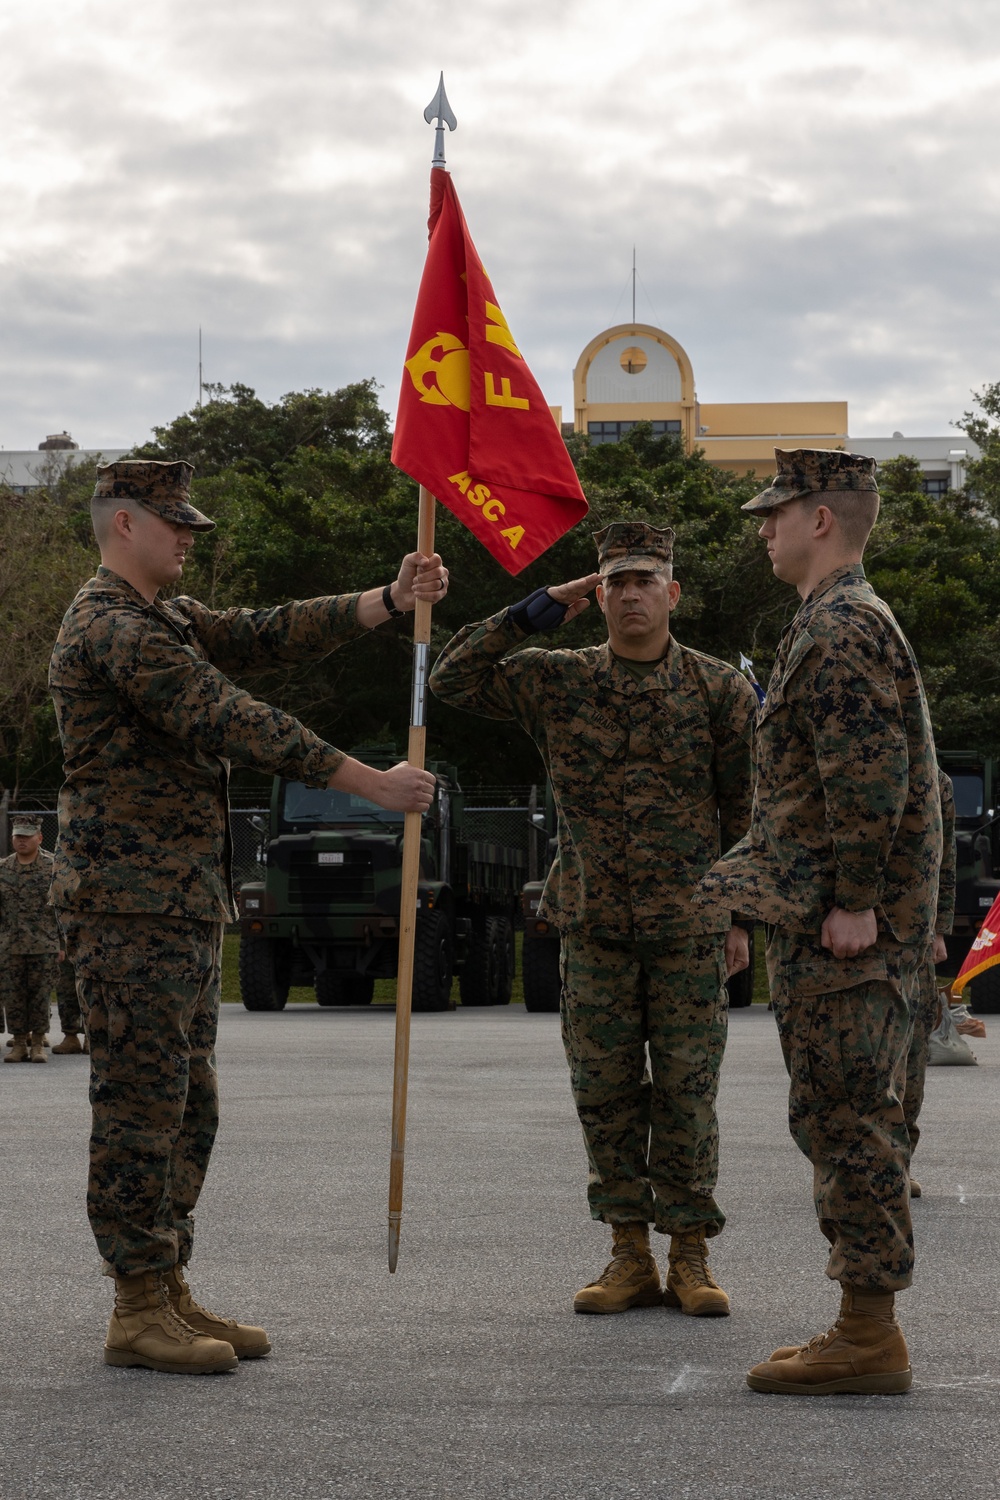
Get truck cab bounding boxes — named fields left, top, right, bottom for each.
left=237, top=747, right=525, bottom=1012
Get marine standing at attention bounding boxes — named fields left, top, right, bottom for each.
left=49, top=459, right=447, bottom=1377
left=430, top=522, right=758, bottom=1318
left=0, top=815, right=60, bottom=1063
left=697, top=448, right=942, bottom=1396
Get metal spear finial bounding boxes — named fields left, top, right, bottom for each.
left=424, top=72, right=457, bottom=168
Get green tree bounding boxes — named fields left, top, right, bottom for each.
left=0, top=479, right=97, bottom=795
left=958, top=382, right=1000, bottom=518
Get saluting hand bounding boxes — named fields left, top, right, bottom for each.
left=546, top=572, right=602, bottom=623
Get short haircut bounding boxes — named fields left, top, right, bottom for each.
left=802, top=491, right=880, bottom=553
left=90, top=493, right=144, bottom=547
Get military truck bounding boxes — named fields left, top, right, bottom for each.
left=237, top=748, right=526, bottom=1012
left=518, top=785, right=757, bottom=1011
left=939, top=751, right=1000, bottom=1011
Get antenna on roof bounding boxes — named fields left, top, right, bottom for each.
left=198, top=328, right=203, bottom=409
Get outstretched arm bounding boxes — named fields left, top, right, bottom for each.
left=174, top=553, right=450, bottom=670
left=354, top=552, right=450, bottom=628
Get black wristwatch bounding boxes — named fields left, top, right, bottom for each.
left=382, top=583, right=405, bottom=619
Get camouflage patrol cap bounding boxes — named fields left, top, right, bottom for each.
left=11, top=816, right=42, bottom=836
left=93, top=460, right=215, bottom=532
left=742, top=448, right=879, bottom=514
left=593, top=522, right=675, bottom=578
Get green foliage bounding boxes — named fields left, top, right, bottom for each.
left=866, top=453, right=1000, bottom=753
left=0, top=483, right=97, bottom=793
left=958, top=382, right=1000, bottom=520
left=130, top=380, right=391, bottom=477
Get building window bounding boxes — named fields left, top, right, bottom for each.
left=587, top=420, right=682, bottom=444
left=619, top=347, right=648, bottom=375
left=921, top=475, right=950, bottom=498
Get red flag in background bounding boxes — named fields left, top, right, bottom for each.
left=392, top=170, right=588, bottom=575
left=950, top=890, right=1000, bottom=998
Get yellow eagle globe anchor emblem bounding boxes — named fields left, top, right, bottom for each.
left=405, top=332, right=470, bottom=412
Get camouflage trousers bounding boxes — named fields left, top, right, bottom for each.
left=559, top=930, right=728, bottom=1236
left=2, top=953, right=56, bottom=1036
left=766, top=929, right=919, bottom=1291
left=59, top=914, right=223, bottom=1277
left=55, top=955, right=84, bottom=1035
left=902, top=947, right=939, bottom=1155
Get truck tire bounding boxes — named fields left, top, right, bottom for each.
left=411, top=910, right=454, bottom=1012
left=315, top=972, right=375, bottom=1006
left=522, top=934, right=561, bottom=1013
left=495, top=917, right=515, bottom=1006
left=239, top=936, right=291, bottom=1011
left=970, top=966, right=1000, bottom=1014
left=726, top=926, right=755, bottom=1009
left=460, top=916, right=504, bottom=1006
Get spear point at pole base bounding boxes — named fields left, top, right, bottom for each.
left=388, top=1215, right=402, bottom=1274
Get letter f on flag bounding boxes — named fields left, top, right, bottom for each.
left=392, top=170, right=588, bottom=575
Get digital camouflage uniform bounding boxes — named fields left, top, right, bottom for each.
left=429, top=569, right=758, bottom=1236
left=904, top=771, right=956, bottom=1154
left=54, top=948, right=85, bottom=1037
left=0, top=846, right=60, bottom=1037
left=698, top=556, right=942, bottom=1292
left=50, top=558, right=367, bottom=1275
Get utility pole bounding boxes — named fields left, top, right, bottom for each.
left=198, top=328, right=203, bottom=408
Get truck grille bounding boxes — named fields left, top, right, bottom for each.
left=288, top=850, right=375, bottom=906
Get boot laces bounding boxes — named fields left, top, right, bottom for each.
left=671, top=1236, right=718, bottom=1288
left=594, top=1249, right=650, bottom=1288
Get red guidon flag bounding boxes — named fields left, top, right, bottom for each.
left=950, top=891, right=1000, bottom=997
left=392, top=170, right=588, bottom=575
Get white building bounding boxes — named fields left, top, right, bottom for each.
left=0, top=433, right=128, bottom=494
left=845, top=435, right=981, bottom=495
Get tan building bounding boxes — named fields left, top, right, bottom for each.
left=560, top=322, right=848, bottom=478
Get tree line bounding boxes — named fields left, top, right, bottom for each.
left=3, top=378, right=1000, bottom=798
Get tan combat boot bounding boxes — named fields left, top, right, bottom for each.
left=163, top=1264, right=271, bottom=1358
left=747, top=1287, right=911, bottom=1394
left=909, top=1178, right=922, bottom=1198
left=51, top=1033, right=85, bottom=1055
left=573, top=1222, right=662, bottom=1314
left=4, top=1035, right=29, bottom=1063
left=104, top=1271, right=239, bottom=1374
left=664, top=1229, right=730, bottom=1316
left=28, top=1033, right=48, bottom=1063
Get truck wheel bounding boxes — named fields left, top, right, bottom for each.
left=726, top=926, right=755, bottom=1009
left=459, top=917, right=504, bottom=1007
left=315, top=972, right=375, bottom=1006
left=411, top=910, right=454, bottom=1012
left=522, top=934, right=561, bottom=1013
left=239, top=936, right=291, bottom=1011
left=970, top=965, right=1000, bottom=1014
left=495, top=917, right=515, bottom=1006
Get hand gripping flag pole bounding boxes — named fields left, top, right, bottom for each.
left=387, top=76, right=457, bottom=1275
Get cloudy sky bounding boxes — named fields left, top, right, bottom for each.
left=1, top=0, right=997, bottom=452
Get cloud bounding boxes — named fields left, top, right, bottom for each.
left=0, top=0, right=997, bottom=450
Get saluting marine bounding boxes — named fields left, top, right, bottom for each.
left=50, top=459, right=446, bottom=1377
left=430, top=522, right=758, bottom=1319
left=698, top=448, right=943, bottom=1396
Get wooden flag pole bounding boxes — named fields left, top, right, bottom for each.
left=388, top=482, right=436, bottom=1272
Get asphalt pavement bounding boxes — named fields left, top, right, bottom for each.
left=2, top=1001, right=998, bottom=1500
